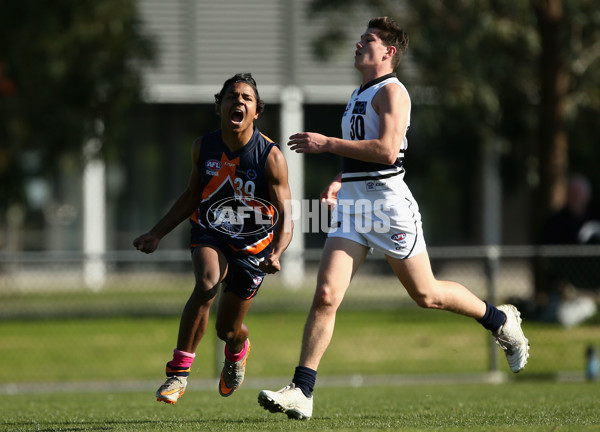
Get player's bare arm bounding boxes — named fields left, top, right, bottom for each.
left=320, top=172, right=342, bottom=209
left=287, top=83, right=409, bottom=164
left=259, top=145, right=293, bottom=274
left=372, top=82, right=410, bottom=160
left=133, top=139, right=204, bottom=254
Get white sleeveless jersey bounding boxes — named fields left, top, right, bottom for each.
left=338, top=74, right=412, bottom=214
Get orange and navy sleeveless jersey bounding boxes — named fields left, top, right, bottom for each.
left=191, top=127, right=277, bottom=256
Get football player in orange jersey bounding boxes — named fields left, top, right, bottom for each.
left=134, top=73, right=292, bottom=403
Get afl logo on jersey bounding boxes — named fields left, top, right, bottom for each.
left=206, top=159, right=222, bottom=170
left=206, top=159, right=222, bottom=176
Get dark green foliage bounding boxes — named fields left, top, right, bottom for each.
left=0, top=0, right=153, bottom=209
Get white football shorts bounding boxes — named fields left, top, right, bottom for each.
left=327, top=196, right=427, bottom=260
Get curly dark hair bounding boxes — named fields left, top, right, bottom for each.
left=214, top=73, right=265, bottom=114
left=367, top=17, right=409, bottom=69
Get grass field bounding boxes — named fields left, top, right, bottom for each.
left=1, top=290, right=599, bottom=430
left=1, top=382, right=598, bottom=431
left=1, top=308, right=598, bottom=384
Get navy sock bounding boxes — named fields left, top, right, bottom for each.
left=477, top=301, right=506, bottom=332
left=165, top=362, right=191, bottom=377
left=292, top=366, right=317, bottom=398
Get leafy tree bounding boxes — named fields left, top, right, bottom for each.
left=307, top=0, right=600, bottom=245
left=0, top=0, right=153, bottom=221
left=533, top=0, right=600, bottom=228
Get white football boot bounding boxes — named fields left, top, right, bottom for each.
left=156, top=376, right=187, bottom=404
left=258, top=383, right=313, bottom=420
left=494, top=304, right=530, bottom=373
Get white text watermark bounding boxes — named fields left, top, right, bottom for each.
left=206, top=197, right=395, bottom=237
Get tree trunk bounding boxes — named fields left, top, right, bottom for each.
left=533, top=0, right=570, bottom=302
left=534, top=0, right=570, bottom=231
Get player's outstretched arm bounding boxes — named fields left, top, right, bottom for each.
left=260, top=145, right=293, bottom=273
left=287, top=83, right=409, bottom=165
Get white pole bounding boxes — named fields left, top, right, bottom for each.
left=280, top=86, right=304, bottom=288
left=483, top=139, right=502, bottom=246
left=83, top=136, right=107, bottom=290
left=482, top=138, right=502, bottom=373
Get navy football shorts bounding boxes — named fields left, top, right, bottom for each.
left=190, top=224, right=267, bottom=300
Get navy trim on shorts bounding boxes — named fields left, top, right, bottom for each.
left=402, top=197, right=419, bottom=259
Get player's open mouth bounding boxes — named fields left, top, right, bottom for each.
left=230, top=109, right=244, bottom=125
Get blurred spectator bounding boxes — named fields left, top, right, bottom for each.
left=538, top=174, right=600, bottom=325
left=543, top=174, right=600, bottom=245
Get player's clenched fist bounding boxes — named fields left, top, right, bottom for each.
left=259, top=253, right=281, bottom=274
left=133, top=233, right=160, bottom=254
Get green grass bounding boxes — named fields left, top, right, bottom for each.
left=1, top=309, right=598, bottom=384
left=1, top=382, right=598, bottom=431
left=1, top=301, right=599, bottom=430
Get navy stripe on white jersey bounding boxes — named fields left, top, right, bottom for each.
left=340, top=165, right=405, bottom=183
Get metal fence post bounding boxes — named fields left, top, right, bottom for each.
left=215, top=335, right=224, bottom=379
left=485, top=245, right=500, bottom=372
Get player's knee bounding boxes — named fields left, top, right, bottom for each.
left=215, top=324, right=233, bottom=342
left=215, top=317, right=238, bottom=341
left=215, top=324, right=246, bottom=345
left=414, top=296, right=433, bottom=309
left=197, top=271, right=221, bottom=287
left=191, top=278, right=219, bottom=302
left=412, top=292, right=442, bottom=309
left=312, top=284, right=342, bottom=311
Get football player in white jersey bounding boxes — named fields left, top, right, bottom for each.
left=258, top=17, right=529, bottom=420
